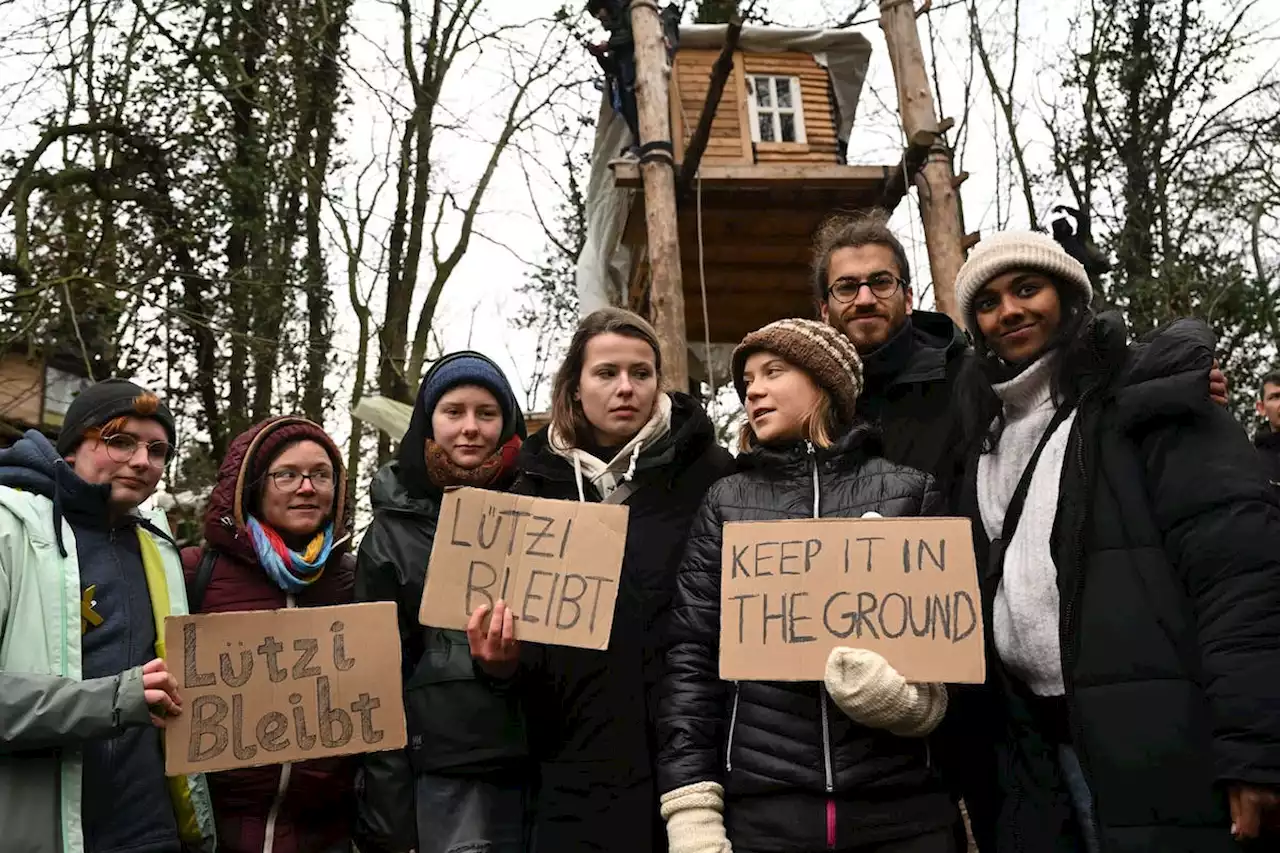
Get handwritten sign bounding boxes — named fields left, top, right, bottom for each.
left=163, top=602, right=407, bottom=775
left=420, top=488, right=630, bottom=650
left=720, top=517, right=985, bottom=683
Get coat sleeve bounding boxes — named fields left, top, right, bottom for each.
left=1140, top=402, right=1280, bottom=786
left=352, top=519, right=418, bottom=853
left=0, top=668, right=152, bottom=752
left=657, top=484, right=729, bottom=796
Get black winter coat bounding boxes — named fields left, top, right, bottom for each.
left=1254, top=430, right=1280, bottom=490
left=956, top=316, right=1280, bottom=853
left=857, top=311, right=975, bottom=503
left=510, top=392, right=734, bottom=853
left=354, top=462, right=527, bottom=851
left=658, top=426, right=957, bottom=853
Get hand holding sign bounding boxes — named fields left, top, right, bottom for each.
left=420, top=489, right=630, bottom=651
left=468, top=601, right=520, bottom=679
left=163, top=602, right=406, bottom=775
left=142, top=657, right=182, bottom=728
left=720, top=517, right=985, bottom=684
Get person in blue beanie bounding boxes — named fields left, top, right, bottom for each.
left=354, top=352, right=530, bottom=853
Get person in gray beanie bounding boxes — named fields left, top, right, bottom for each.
left=947, top=231, right=1280, bottom=852
left=657, top=317, right=961, bottom=853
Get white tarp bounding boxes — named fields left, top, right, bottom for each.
left=576, top=24, right=873, bottom=327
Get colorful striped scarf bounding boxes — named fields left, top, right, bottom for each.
left=247, top=515, right=334, bottom=593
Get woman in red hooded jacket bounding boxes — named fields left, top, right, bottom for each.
left=181, top=415, right=357, bottom=853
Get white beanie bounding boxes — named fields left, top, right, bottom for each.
left=954, top=231, right=1093, bottom=337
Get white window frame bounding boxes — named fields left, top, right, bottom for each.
left=745, top=75, right=807, bottom=145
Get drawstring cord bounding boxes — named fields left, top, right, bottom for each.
left=808, top=441, right=820, bottom=519
left=573, top=454, right=587, bottom=502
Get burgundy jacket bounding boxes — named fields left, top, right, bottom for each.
left=181, top=417, right=357, bottom=853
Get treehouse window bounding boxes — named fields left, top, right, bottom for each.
left=746, top=75, right=806, bottom=144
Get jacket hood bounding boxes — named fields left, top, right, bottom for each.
left=203, top=416, right=349, bottom=560
left=1255, top=429, right=1280, bottom=451
left=0, top=429, right=65, bottom=498
left=1107, top=315, right=1216, bottom=429
left=520, top=392, right=719, bottom=488
left=369, top=459, right=442, bottom=517
left=736, top=421, right=883, bottom=476
left=397, top=351, right=526, bottom=500
left=862, top=310, right=968, bottom=391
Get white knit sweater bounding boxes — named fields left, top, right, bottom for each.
left=978, top=355, right=1078, bottom=697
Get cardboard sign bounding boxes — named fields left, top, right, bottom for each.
left=419, top=487, right=629, bottom=650
left=163, top=602, right=407, bottom=775
left=720, top=517, right=985, bottom=684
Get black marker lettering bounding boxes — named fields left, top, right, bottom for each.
left=317, top=675, right=353, bottom=748
left=183, top=623, right=215, bottom=688
left=219, top=643, right=254, bottom=688
left=778, top=540, right=801, bottom=576
left=230, top=692, right=257, bottom=760
left=731, top=544, right=750, bottom=579
left=856, top=592, right=880, bottom=639
left=331, top=621, right=355, bottom=671
left=558, top=518, right=574, bottom=559
left=788, top=592, right=815, bottom=643
left=523, top=513, right=556, bottom=557
left=257, top=636, right=286, bottom=683
left=521, top=570, right=552, bottom=625
left=804, top=538, right=822, bottom=572
left=761, top=593, right=786, bottom=644
left=879, top=592, right=909, bottom=639
left=584, top=576, right=614, bottom=634
left=854, top=537, right=883, bottom=573
left=350, top=693, right=385, bottom=745
left=449, top=503, right=472, bottom=547
left=188, top=695, right=228, bottom=762
left=256, top=711, right=290, bottom=752
left=557, top=574, right=587, bottom=630
left=292, top=638, right=321, bottom=679
left=729, top=593, right=758, bottom=643
left=823, top=591, right=855, bottom=639
left=499, top=510, right=532, bottom=555
left=953, top=591, right=978, bottom=643
left=465, top=560, right=497, bottom=614
left=289, top=692, right=316, bottom=749
left=918, top=538, right=946, bottom=572
left=477, top=506, right=503, bottom=550
left=753, top=541, right=779, bottom=577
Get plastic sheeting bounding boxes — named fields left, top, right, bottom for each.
left=576, top=24, right=873, bottom=325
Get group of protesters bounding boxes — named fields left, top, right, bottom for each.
left=1, top=211, right=1278, bottom=853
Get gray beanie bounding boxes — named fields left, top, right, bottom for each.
left=954, top=231, right=1093, bottom=337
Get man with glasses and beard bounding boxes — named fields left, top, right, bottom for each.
left=813, top=212, right=977, bottom=500
left=0, top=378, right=215, bottom=853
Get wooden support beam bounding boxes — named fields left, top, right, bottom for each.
left=676, top=16, right=744, bottom=199
left=615, top=162, right=893, bottom=191
left=880, top=0, right=968, bottom=324
left=877, top=128, right=935, bottom=211
left=630, top=0, right=688, bottom=390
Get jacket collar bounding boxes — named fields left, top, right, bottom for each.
left=736, top=421, right=882, bottom=476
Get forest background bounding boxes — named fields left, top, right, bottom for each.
left=1, top=0, right=1276, bottom=519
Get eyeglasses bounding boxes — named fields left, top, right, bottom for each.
left=100, top=433, right=174, bottom=467
left=826, top=273, right=904, bottom=304
left=265, top=469, right=336, bottom=493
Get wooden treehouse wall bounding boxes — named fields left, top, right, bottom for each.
left=669, top=49, right=840, bottom=166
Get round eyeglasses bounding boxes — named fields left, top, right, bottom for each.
left=101, top=433, right=174, bottom=467
left=826, top=273, right=905, bottom=303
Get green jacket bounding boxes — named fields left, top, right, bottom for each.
left=0, top=484, right=217, bottom=853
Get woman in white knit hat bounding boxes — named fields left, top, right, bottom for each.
left=947, top=232, right=1280, bottom=852
left=657, top=318, right=960, bottom=853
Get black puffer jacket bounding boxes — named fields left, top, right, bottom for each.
left=1255, top=430, right=1280, bottom=491
left=956, top=316, right=1280, bottom=853
left=354, top=459, right=528, bottom=851
left=658, top=425, right=957, bottom=853
left=857, top=311, right=975, bottom=503
left=511, top=392, right=734, bottom=853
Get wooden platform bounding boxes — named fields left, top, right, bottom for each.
left=614, top=162, right=901, bottom=344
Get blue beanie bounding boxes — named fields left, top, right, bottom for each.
left=417, top=352, right=519, bottom=442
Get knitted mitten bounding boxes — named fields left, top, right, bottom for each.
left=660, top=781, right=733, bottom=853
left=824, top=647, right=949, bottom=737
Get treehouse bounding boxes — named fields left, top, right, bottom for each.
left=0, top=347, right=92, bottom=446
left=579, top=15, right=967, bottom=389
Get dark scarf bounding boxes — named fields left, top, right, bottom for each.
left=425, top=436, right=522, bottom=490
left=860, top=316, right=918, bottom=390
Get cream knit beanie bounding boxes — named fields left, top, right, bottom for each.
left=954, top=231, right=1093, bottom=337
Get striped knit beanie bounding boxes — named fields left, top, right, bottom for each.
left=954, top=231, right=1093, bottom=337
left=731, top=318, right=864, bottom=425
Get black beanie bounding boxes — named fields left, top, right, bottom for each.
left=56, top=378, right=176, bottom=456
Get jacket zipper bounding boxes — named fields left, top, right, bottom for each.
left=809, top=441, right=836, bottom=848
left=262, top=593, right=297, bottom=853
left=724, top=682, right=741, bottom=773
